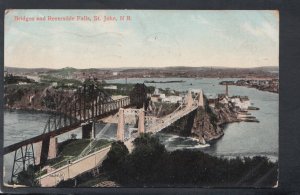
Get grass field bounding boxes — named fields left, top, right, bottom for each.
left=45, top=139, right=112, bottom=169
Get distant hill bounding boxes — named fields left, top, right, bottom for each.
left=4, top=67, right=54, bottom=74
left=251, top=66, right=279, bottom=72
left=4, top=65, right=279, bottom=74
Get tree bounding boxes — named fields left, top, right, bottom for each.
left=125, top=133, right=167, bottom=184
left=102, top=141, right=129, bottom=178
left=16, top=165, right=39, bottom=187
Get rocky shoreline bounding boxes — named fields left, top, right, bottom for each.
left=161, top=97, right=247, bottom=144
left=191, top=102, right=239, bottom=144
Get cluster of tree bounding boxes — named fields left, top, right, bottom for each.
left=4, top=74, right=35, bottom=85
left=4, top=83, right=49, bottom=108
left=40, top=75, right=82, bottom=89
left=158, top=87, right=180, bottom=96
left=14, top=165, right=40, bottom=187
left=102, top=134, right=278, bottom=187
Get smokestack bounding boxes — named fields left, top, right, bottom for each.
left=225, top=84, right=229, bottom=96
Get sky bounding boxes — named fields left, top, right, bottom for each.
left=5, top=10, right=279, bottom=69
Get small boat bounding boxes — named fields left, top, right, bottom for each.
left=243, top=118, right=260, bottom=122
left=248, top=106, right=260, bottom=110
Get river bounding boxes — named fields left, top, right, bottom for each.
left=3, top=77, right=278, bottom=182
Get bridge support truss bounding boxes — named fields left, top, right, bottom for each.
left=11, top=143, right=35, bottom=183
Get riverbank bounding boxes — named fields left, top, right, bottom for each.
left=4, top=106, right=57, bottom=115
left=144, top=80, right=185, bottom=83
left=220, top=79, right=279, bottom=94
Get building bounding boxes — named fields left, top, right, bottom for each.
left=51, top=82, right=58, bottom=87
left=230, top=96, right=251, bottom=110
left=162, top=95, right=183, bottom=104
left=151, top=95, right=161, bottom=102
left=103, top=85, right=118, bottom=90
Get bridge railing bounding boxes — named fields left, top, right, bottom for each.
left=42, top=97, right=131, bottom=134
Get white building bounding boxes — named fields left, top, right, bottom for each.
left=17, top=82, right=28, bottom=85
left=160, top=94, right=166, bottom=99
left=162, top=95, right=183, bottom=103
left=104, top=85, right=118, bottom=90
left=153, top=88, right=160, bottom=95
left=230, top=97, right=251, bottom=110
left=51, top=82, right=58, bottom=87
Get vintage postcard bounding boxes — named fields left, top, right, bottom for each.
left=3, top=10, right=279, bottom=188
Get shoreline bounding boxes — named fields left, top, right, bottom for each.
left=105, top=76, right=278, bottom=81
left=4, top=106, right=56, bottom=115
left=144, top=80, right=185, bottom=83
left=242, top=85, right=279, bottom=94
left=219, top=79, right=279, bottom=94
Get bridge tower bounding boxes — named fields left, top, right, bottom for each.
left=198, top=89, right=204, bottom=108
left=187, top=90, right=194, bottom=107
left=138, top=108, right=145, bottom=134
left=117, top=108, right=145, bottom=141
left=117, top=108, right=125, bottom=141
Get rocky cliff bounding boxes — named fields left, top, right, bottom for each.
left=4, top=84, right=47, bottom=110
left=161, top=99, right=238, bottom=144
left=4, top=84, right=72, bottom=112
left=191, top=101, right=238, bottom=144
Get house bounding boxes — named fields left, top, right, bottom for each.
left=230, top=96, right=251, bottom=110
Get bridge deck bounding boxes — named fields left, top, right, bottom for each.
left=3, top=103, right=131, bottom=155
left=146, top=104, right=198, bottom=133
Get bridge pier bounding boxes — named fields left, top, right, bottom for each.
left=117, top=108, right=125, bottom=141
left=35, top=141, right=42, bottom=165
left=48, top=137, right=58, bottom=159
left=82, top=123, right=94, bottom=139
left=39, top=136, right=57, bottom=165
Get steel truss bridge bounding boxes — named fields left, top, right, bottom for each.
left=4, top=83, right=147, bottom=183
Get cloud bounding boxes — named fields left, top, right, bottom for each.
left=191, top=15, right=210, bottom=25
left=242, top=21, right=278, bottom=42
